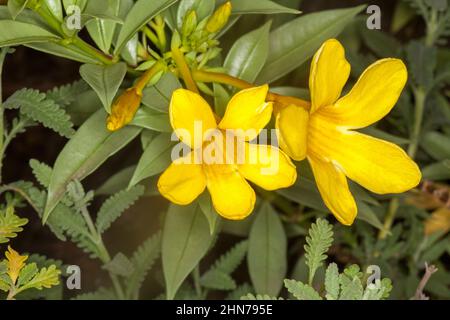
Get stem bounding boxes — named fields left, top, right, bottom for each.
left=171, top=46, right=199, bottom=93
left=425, top=8, right=438, bottom=47
left=134, top=61, right=166, bottom=93
left=0, top=119, right=30, bottom=181
left=0, top=47, right=8, bottom=184
left=407, top=87, right=426, bottom=158
left=378, top=197, right=399, bottom=239
left=192, top=265, right=203, bottom=298
left=0, top=185, right=41, bottom=214
left=192, top=70, right=310, bottom=109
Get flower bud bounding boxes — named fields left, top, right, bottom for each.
left=106, top=88, right=142, bottom=131
left=205, top=1, right=232, bottom=34
left=181, top=10, right=197, bottom=38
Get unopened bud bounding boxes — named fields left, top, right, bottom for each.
left=106, top=88, right=142, bottom=131
left=206, top=1, right=232, bottom=34
left=182, top=10, right=197, bottom=37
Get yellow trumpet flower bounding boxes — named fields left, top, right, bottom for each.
left=276, top=39, right=421, bottom=225
left=158, top=85, right=297, bottom=220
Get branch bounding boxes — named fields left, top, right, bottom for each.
left=411, top=262, right=438, bottom=300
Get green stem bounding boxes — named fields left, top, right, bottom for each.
left=0, top=47, right=8, bottom=184
left=192, top=265, right=203, bottom=298
left=378, top=197, right=399, bottom=240
left=71, top=37, right=115, bottom=65
left=407, top=87, right=426, bottom=158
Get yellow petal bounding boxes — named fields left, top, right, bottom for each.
left=325, top=131, right=421, bottom=194
left=158, top=152, right=206, bottom=205
left=308, top=157, right=357, bottom=225
left=204, top=164, right=255, bottom=220
left=169, top=89, right=217, bottom=148
left=5, top=246, right=28, bottom=284
left=238, top=143, right=297, bottom=190
left=218, top=85, right=272, bottom=141
left=275, top=104, right=309, bottom=161
left=107, top=88, right=142, bottom=131
left=309, top=39, right=350, bottom=113
left=325, top=58, right=407, bottom=129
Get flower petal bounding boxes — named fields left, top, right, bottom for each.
left=218, top=85, right=272, bottom=141
left=204, top=164, right=255, bottom=220
left=309, top=39, right=350, bottom=113
left=324, top=58, right=407, bottom=129
left=275, top=104, right=309, bottom=161
left=238, top=143, right=297, bottom=190
left=327, top=131, right=421, bottom=194
left=169, top=89, right=217, bottom=148
left=157, top=152, right=206, bottom=205
left=309, top=157, right=357, bottom=225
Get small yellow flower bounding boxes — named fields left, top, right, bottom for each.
left=158, top=85, right=297, bottom=220
left=276, top=39, right=422, bottom=225
left=106, top=87, right=142, bottom=132
left=5, top=246, right=28, bottom=284
left=206, top=1, right=232, bottom=34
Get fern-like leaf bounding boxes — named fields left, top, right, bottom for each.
left=17, top=265, right=61, bottom=292
left=284, top=279, right=322, bottom=300
left=96, top=186, right=145, bottom=234
left=125, top=231, right=161, bottom=299
left=29, top=159, right=52, bottom=188
left=304, top=218, right=333, bottom=285
left=226, top=283, right=254, bottom=300
left=0, top=206, right=28, bottom=244
left=73, top=287, right=116, bottom=300
left=325, top=263, right=340, bottom=300
left=46, top=80, right=89, bottom=106
left=4, top=88, right=75, bottom=137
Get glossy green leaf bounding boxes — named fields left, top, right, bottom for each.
left=44, top=0, right=63, bottom=21
left=114, top=0, right=178, bottom=55
left=0, top=20, right=61, bottom=47
left=198, top=192, right=220, bottom=235
left=128, top=133, right=174, bottom=188
left=258, top=5, right=365, bottom=83
left=422, top=131, right=450, bottom=160
left=86, top=0, right=121, bottom=53
left=248, top=202, right=287, bottom=296
left=26, top=42, right=101, bottom=64
left=43, top=109, right=141, bottom=222
left=130, top=107, right=172, bottom=132
left=422, top=160, right=450, bottom=180
left=162, top=203, right=213, bottom=299
left=230, top=0, right=301, bottom=14
left=62, top=0, right=87, bottom=12
left=79, top=62, right=127, bottom=113
left=8, top=0, right=30, bottom=19
left=224, top=20, right=271, bottom=83
left=141, top=73, right=181, bottom=113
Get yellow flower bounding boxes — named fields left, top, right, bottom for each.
left=276, top=39, right=422, bottom=225
left=106, top=87, right=142, bottom=132
left=5, top=246, right=28, bottom=284
left=158, top=85, right=297, bottom=220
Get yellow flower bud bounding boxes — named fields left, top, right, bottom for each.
left=106, top=88, right=142, bottom=132
left=206, top=1, right=232, bottom=34
left=182, top=10, right=197, bottom=37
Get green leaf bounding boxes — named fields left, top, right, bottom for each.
left=339, top=276, right=364, bottom=300
left=8, top=0, right=30, bottom=19
left=258, top=5, right=365, bottom=83
left=73, top=287, right=116, bottom=300
left=114, top=0, right=178, bottom=54
left=248, top=202, right=287, bottom=296
left=224, top=21, right=271, bottom=83
left=29, top=159, right=52, bottom=188
left=86, top=0, right=121, bottom=53
left=44, top=0, right=63, bottom=21
left=43, top=109, right=141, bottom=223
left=304, top=218, right=333, bottom=286
left=422, top=160, right=450, bottom=180
left=96, top=166, right=136, bottom=195
left=284, top=279, right=322, bottom=300
left=141, top=73, right=181, bottom=113
left=17, top=265, right=60, bottom=292
left=103, top=252, right=134, bottom=277
left=125, top=231, right=161, bottom=299
left=162, top=203, right=213, bottom=299
left=406, top=41, right=436, bottom=89
left=62, top=0, right=87, bottom=12
left=4, top=88, right=75, bottom=137
left=197, top=192, right=220, bottom=235
left=26, top=42, right=101, bottom=64
left=0, top=20, right=61, bottom=47
left=422, top=131, right=450, bottom=160
left=200, top=271, right=236, bottom=290
left=241, top=293, right=282, bottom=300
left=17, top=263, right=38, bottom=287
left=96, top=185, right=145, bottom=234
left=128, top=133, right=174, bottom=188
left=0, top=207, right=28, bottom=244
left=213, top=83, right=230, bottom=118
left=325, top=263, right=340, bottom=300
left=79, top=63, right=127, bottom=113
left=130, top=107, right=172, bottom=132
left=226, top=283, right=254, bottom=300
left=46, top=80, right=89, bottom=107
left=230, top=0, right=301, bottom=14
